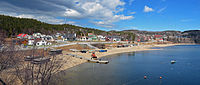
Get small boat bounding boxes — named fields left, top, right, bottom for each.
left=80, top=50, right=87, bottom=53
left=98, top=60, right=109, bottom=64
left=49, top=49, right=62, bottom=55
left=88, top=60, right=109, bottom=64
left=99, top=50, right=107, bottom=52
left=24, top=56, right=42, bottom=61
left=31, top=57, right=51, bottom=64
left=171, top=60, right=176, bottom=64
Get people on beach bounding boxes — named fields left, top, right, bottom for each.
left=91, top=52, right=97, bottom=59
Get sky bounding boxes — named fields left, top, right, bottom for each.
left=0, top=0, right=200, bottom=31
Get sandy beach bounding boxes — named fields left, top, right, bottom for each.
left=57, top=43, right=190, bottom=71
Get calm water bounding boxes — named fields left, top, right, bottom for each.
left=56, top=45, right=200, bottom=85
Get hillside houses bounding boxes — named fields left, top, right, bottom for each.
left=14, top=32, right=131, bottom=47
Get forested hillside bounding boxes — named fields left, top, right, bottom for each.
left=0, top=15, right=107, bottom=37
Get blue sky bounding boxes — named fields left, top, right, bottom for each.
left=0, top=0, right=200, bottom=31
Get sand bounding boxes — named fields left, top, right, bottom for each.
left=57, top=43, right=191, bottom=71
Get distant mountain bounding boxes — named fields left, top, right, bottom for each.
left=123, top=30, right=181, bottom=36
left=182, top=30, right=200, bottom=43
left=123, top=29, right=200, bottom=43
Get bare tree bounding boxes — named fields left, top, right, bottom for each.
left=0, top=30, right=19, bottom=85
left=14, top=43, right=65, bottom=85
left=0, top=29, right=66, bottom=85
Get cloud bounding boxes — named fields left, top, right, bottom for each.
left=65, top=21, right=76, bottom=24
left=0, top=0, right=134, bottom=28
left=144, top=5, right=154, bottom=12
left=157, top=7, right=167, bottom=13
left=162, top=0, right=166, bottom=2
left=129, top=0, right=135, bottom=5
left=16, top=14, right=34, bottom=19
left=93, top=21, right=115, bottom=28
left=180, top=19, right=194, bottom=22
left=130, top=12, right=136, bottom=14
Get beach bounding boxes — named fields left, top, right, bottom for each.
left=58, top=43, right=189, bottom=71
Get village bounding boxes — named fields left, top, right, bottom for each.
left=11, top=31, right=186, bottom=49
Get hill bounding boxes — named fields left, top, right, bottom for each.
left=0, top=15, right=135, bottom=41
left=0, top=15, right=107, bottom=37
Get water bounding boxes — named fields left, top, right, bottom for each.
left=55, top=45, right=200, bottom=85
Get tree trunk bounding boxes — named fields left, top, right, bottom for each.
left=0, top=78, right=6, bottom=85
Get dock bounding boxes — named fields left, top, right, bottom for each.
left=66, top=54, right=109, bottom=64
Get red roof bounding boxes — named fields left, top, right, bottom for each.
left=17, top=34, right=23, bottom=36
left=88, top=33, right=94, bottom=35
left=22, top=34, right=27, bottom=37
left=17, top=34, right=28, bottom=37
left=154, top=35, right=162, bottom=38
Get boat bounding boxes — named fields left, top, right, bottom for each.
left=24, top=56, right=42, bottom=61
left=99, top=50, right=107, bottom=52
left=88, top=59, right=109, bottom=64
left=80, top=50, right=87, bottom=53
left=171, top=60, right=176, bottom=64
left=31, top=57, right=51, bottom=64
left=98, top=60, right=109, bottom=64
left=49, top=49, right=62, bottom=55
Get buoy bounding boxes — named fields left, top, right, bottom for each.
left=159, top=76, right=162, bottom=79
left=144, top=76, right=147, bottom=79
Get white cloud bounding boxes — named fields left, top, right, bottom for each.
left=130, top=12, right=136, bottom=14
left=117, top=15, right=134, bottom=20
left=129, top=0, right=135, bottom=5
left=157, top=7, right=167, bottom=13
left=64, top=9, right=82, bottom=18
left=0, top=0, right=134, bottom=28
left=144, top=5, right=154, bottom=12
left=180, top=19, right=194, bottom=22
left=65, top=21, right=76, bottom=24
left=16, top=14, right=34, bottom=19
left=93, top=21, right=115, bottom=28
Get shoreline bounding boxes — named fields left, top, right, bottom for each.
left=58, top=43, right=194, bottom=71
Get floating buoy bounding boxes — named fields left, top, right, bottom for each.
left=159, top=76, right=162, bottom=79
left=144, top=76, right=147, bottom=79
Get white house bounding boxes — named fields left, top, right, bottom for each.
left=33, top=33, right=42, bottom=38
left=55, top=33, right=62, bottom=38
left=42, top=35, right=54, bottom=41
left=97, top=35, right=106, bottom=41
left=36, top=40, right=52, bottom=46
left=28, top=40, right=35, bottom=45
left=79, top=36, right=88, bottom=41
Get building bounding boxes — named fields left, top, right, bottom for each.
left=97, top=35, right=106, bottom=41
left=64, top=33, right=77, bottom=41
left=107, top=36, right=121, bottom=41
left=79, top=36, right=88, bottom=41
left=36, top=40, right=52, bottom=46
left=88, top=33, right=97, bottom=41
left=17, top=34, right=29, bottom=39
